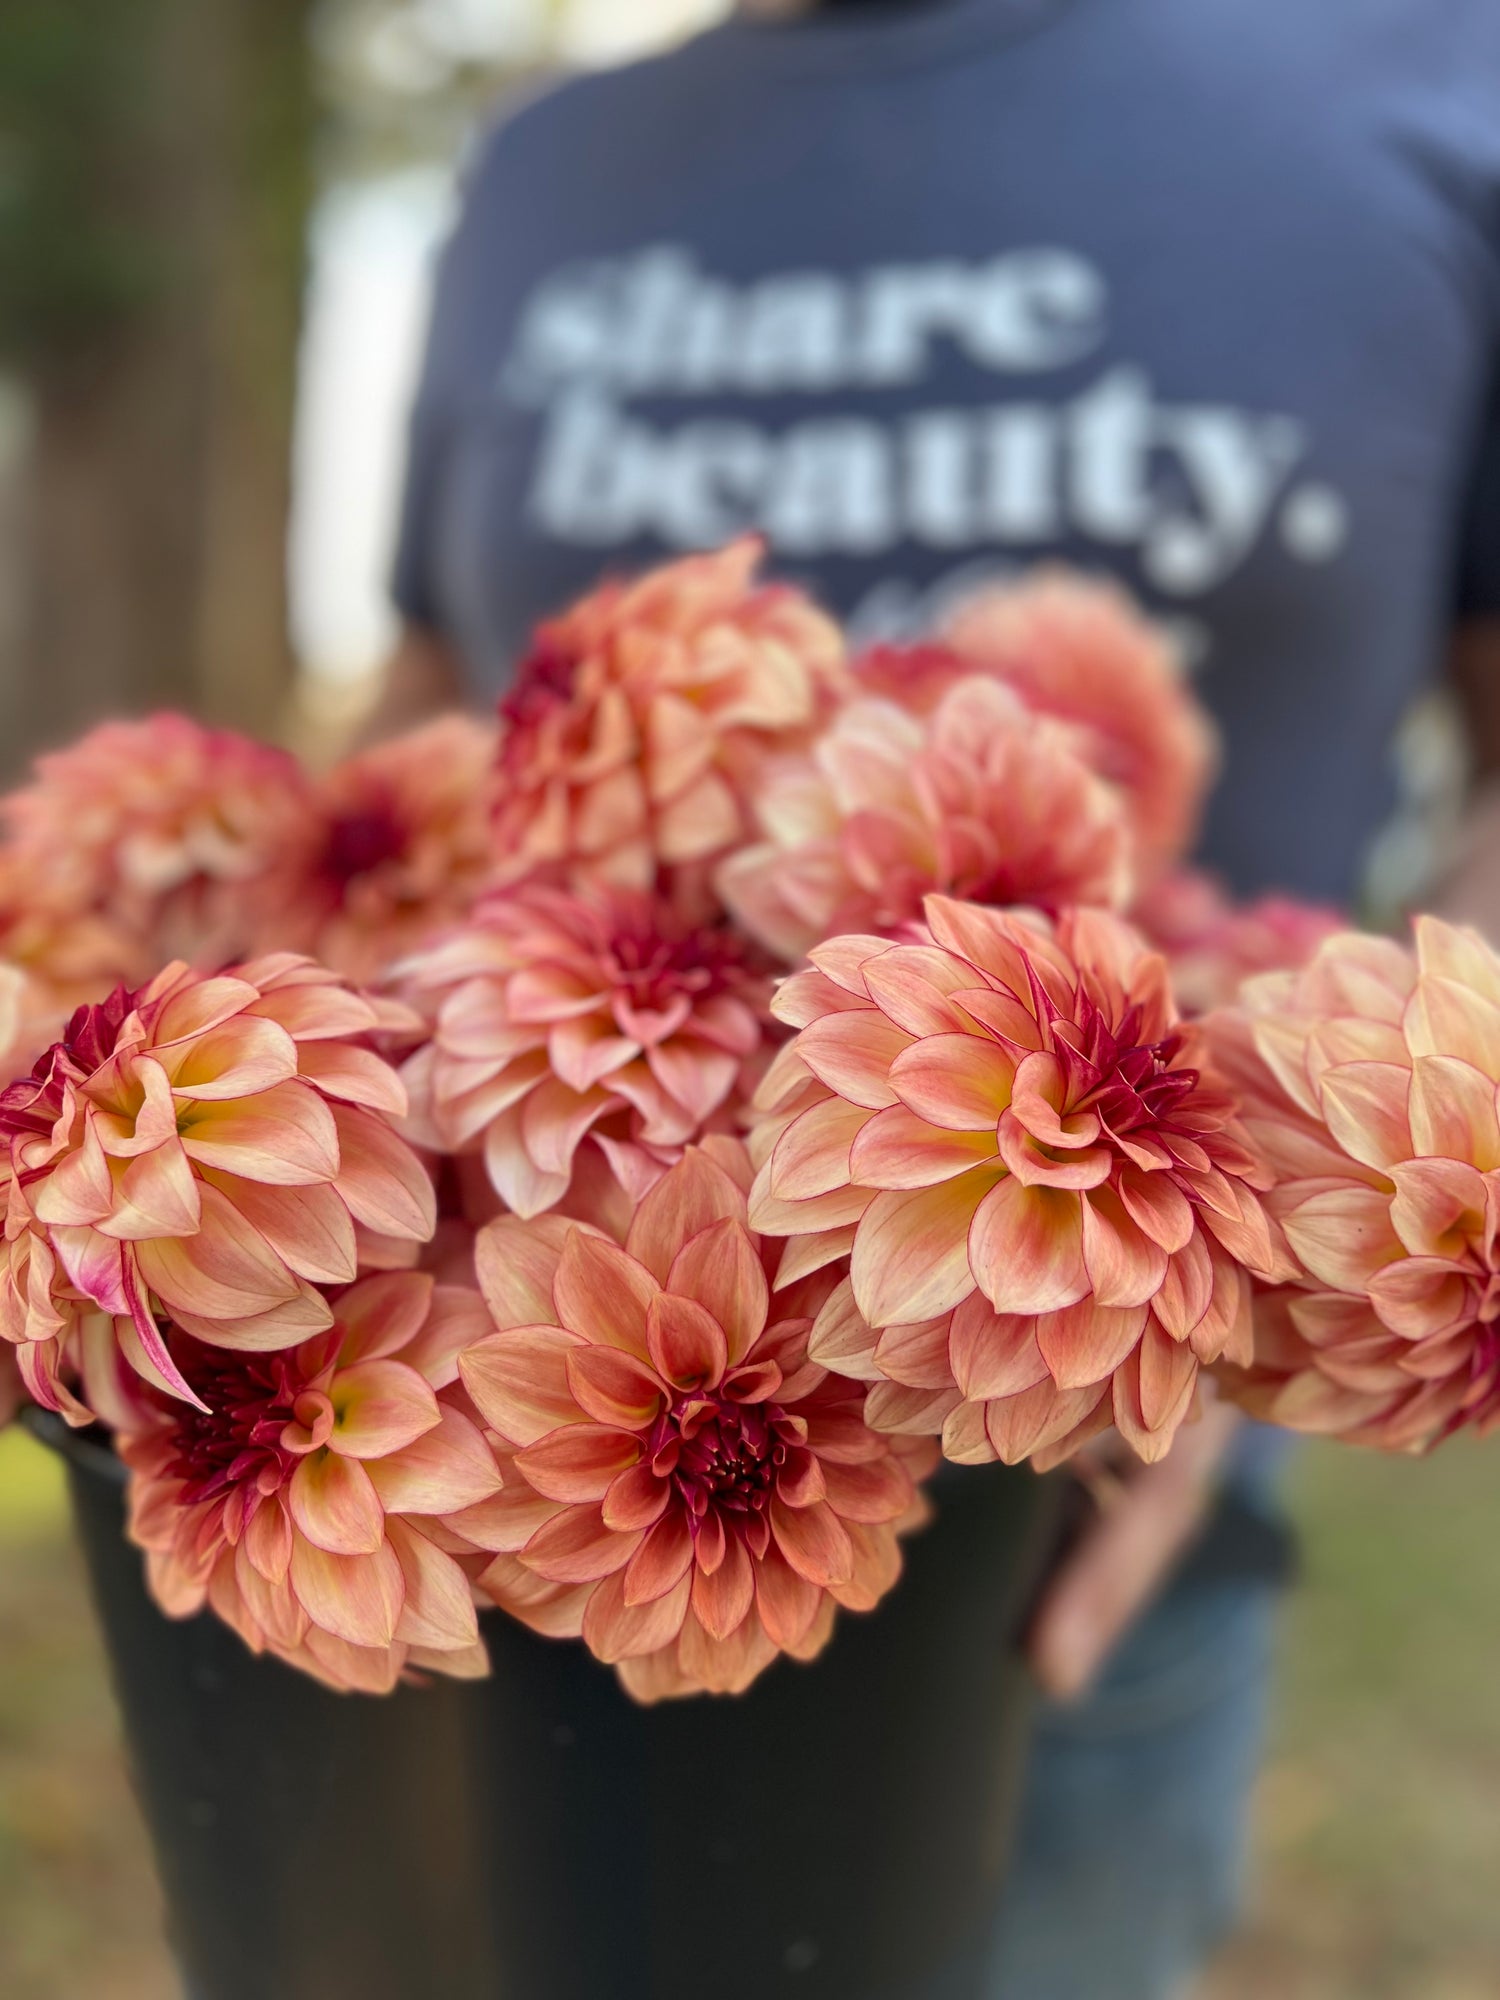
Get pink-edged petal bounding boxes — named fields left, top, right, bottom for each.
left=459, top=1325, right=587, bottom=1444
left=768, top=1096, right=872, bottom=1200
left=849, top=1106, right=1000, bottom=1189
left=1079, top=1186, right=1169, bottom=1309
left=887, top=1035, right=1014, bottom=1132
left=770, top=1495, right=853, bottom=1588
left=328, top=1358, right=440, bottom=1459
left=207, top=1173, right=357, bottom=1286
left=288, top=1451, right=385, bottom=1556
left=553, top=1231, right=658, bottom=1357
left=328, top=1103, right=436, bottom=1241
left=1035, top=1298, right=1147, bottom=1389
left=850, top=1172, right=1000, bottom=1327
left=288, top=1536, right=405, bottom=1647
left=177, top=1081, right=339, bottom=1185
left=622, top=1509, right=695, bottom=1606
left=968, top=1176, right=1089, bottom=1316
left=794, top=1012, right=911, bottom=1110
left=388, top=1517, right=480, bottom=1650
left=946, top=1293, right=1047, bottom=1401
left=647, top=1292, right=728, bottom=1390
left=691, top=1533, right=755, bottom=1640
left=752, top=1547, right=822, bottom=1648
left=520, top=1503, right=639, bottom=1583
left=367, top=1406, right=502, bottom=1514
left=666, top=1218, right=768, bottom=1366
left=515, top=1425, right=643, bottom=1503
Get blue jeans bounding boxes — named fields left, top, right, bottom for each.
left=985, top=1576, right=1280, bottom=1999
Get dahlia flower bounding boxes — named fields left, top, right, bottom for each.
left=749, top=898, right=1281, bottom=1466
left=1204, top=916, right=1500, bottom=1450
left=116, top=1272, right=500, bottom=1692
left=458, top=1143, right=935, bottom=1700
left=1131, top=869, right=1344, bottom=1015
left=401, top=883, right=773, bottom=1217
left=942, top=570, right=1219, bottom=874
left=0, top=715, right=315, bottom=1000
left=718, top=669, right=1133, bottom=962
left=0, top=955, right=436, bottom=1420
left=288, top=716, right=500, bottom=985
left=491, top=539, right=847, bottom=895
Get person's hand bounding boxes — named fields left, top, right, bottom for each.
left=1026, top=1397, right=1243, bottom=1702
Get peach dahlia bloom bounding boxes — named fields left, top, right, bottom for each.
left=718, top=670, right=1133, bottom=963
left=942, top=571, right=1219, bottom=874
left=491, top=539, right=847, bottom=894
left=1131, top=869, right=1344, bottom=1015
left=0, top=715, right=314, bottom=1000
left=749, top=898, right=1281, bottom=1467
left=287, top=716, right=500, bottom=985
left=0, top=956, right=435, bottom=1421
left=459, top=1144, right=935, bottom=1701
left=402, top=884, right=773, bottom=1217
left=1204, top=917, right=1500, bottom=1450
left=116, top=1272, right=500, bottom=1692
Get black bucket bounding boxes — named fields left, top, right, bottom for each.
left=42, top=1413, right=1058, bottom=2000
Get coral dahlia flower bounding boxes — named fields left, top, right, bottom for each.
left=749, top=898, right=1281, bottom=1466
left=1131, top=869, right=1344, bottom=1015
left=116, top=1272, right=500, bottom=1691
left=1204, top=916, right=1500, bottom=1450
left=458, top=1144, right=935, bottom=1700
left=0, top=715, right=315, bottom=1000
left=718, top=670, right=1133, bottom=963
left=0, top=956, right=435, bottom=1420
left=287, top=715, right=500, bottom=984
left=401, top=883, right=773, bottom=1217
left=942, top=570, right=1219, bottom=874
left=491, top=539, right=847, bottom=895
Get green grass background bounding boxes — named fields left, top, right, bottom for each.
left=2, top=1426, right=1497, bottom=1998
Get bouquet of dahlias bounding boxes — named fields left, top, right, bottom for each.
left=0, top=537, right=1480, bottom=1703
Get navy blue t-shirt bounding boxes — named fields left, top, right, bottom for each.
left=394, top=0, right=1500, bottom=905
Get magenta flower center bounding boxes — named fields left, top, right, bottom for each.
left=602, top=910, right=752, bottom=1013
left=165, top=1346, right=309, bottom=1507
left=1056, top=995, right=1200, bottom=1135
left=320, top=801, right=407, bottom=889
left=653, top=1393, right=790, bottom=1528
left=0, top=983, right=140, bottom=1140
left=498, top=635, right=579, bottom=741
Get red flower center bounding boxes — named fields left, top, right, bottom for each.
left=0, top=983, right=140, bottom=1140
left=498, top=634, right=579, bottom=739
left=165, top=1345, right=308, bottom=1507
left=602, top=905, right=754, bottom=1013
left=320, top=801, right=407, bottom=890
left=651, top=1392, right=796, bottom=1546
left=1057, top=995, right=1200, bottom=1135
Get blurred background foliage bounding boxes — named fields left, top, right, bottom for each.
left=0, top=4, right=1496, bottom=1995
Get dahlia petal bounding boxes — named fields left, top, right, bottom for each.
left=794, top=1012, right=911, bottom=1110
left=1407, top=1054, right=1500, bottom=1169
left=521, top=1503, right=640, bottom=1584
left=849, top=1106, right=1000, bottom=1189
left=515, top=1425, right=642, bottom=1504
left=663, top=1217, right=768, bottom=1368
left=474, top=1212, right=575, bottom=1327
left=554, top=1231, right=658, bottom=1356
left=1387, top=1156, right=1487, bottom=1261
left=1316, top=1061, right=1414, bottom=1172
left=1036, top=1298, right=1148, bottom=1389
left=770, top=1495, right=853, bottom=1588
left=244, top=1496, right=293, bottom=1584
left=623, top=1509, right=695, bottom=1605
left=768, top=1097, right=872, bottom=1199
left=477, top=1552, right=590, bottom=1638
left=753, top=1546, right=822, bottom=1648
left=134, top=1181, right=300, bottom=1319
left=328, top=1359, right=440, bottom=1459
left=160, top=1016, right=299, bottom=1101
left=807, top=1278, right=884, bottom=1380
left=367, top=1407, right=502, bottom=1514
left=1116, top=1167, right=1195, bottom=1254
left=329, top=1103, right=436, bottom=1241
left=105, top=1140, right=204, bottom=1240
left=947, top=1294, right=1049, bottom=1401
left=207, top=1174, right=357, bottom=1286
left=562, top=1347, right=663, bottom=1434
left=647, top=1291, right=728, bottom=1390
left=450, top=1481, right=566, bottom=1555
left=388, top=1518, right=480, bottom=1651
left=583, top=1566, right=693, bottom=1662
left=289, top=1451, right=385, bottom=1556
left=1365, top=1257, right=1473, bottom=1340
left=852, top=1174, right=999, bottom=1327
left=863, top=1381, right=963, bottom=1434
left=860, top=946, right=977, bottom=1036
left=547, top=1016, right=639, bottom=1094
left=288, top=1537, right=405, bottom=1648
left=775, top=1224, right=859, bottom=1287
left=691, top=1533, right=755, bottom=1640
left=818, top=1456, right=912, bottom=1524
left=1405, top=974, right=1500, bottom=1079
left=937, top=1397, right=995, bottom=1462
left=167, top=1287, right=334, bottom=1353
left=969, top=1176, right=1089, bottom=1316
left=1152, top=1232, right=1214, bottom=1340
left=1282, top=1186, right=1405, bottom=1292
left=1080, top=1186, right=1169, bottom=1309
left=1134, top=1321, right=1200, bottom=1437
left=152, top=976, right=263, bottom=1046
left=871, top=1313, right=957, bottom=1390
left=623, top=1146, right=748, bottom=1279
left=887, top=1034, right=1015, bottom=1132
left=601, top=1460, right=671, bottom=1533
left=30, top=1118, right=114, bottom=1226
left=643, top=1039, right=738, bottom=1126
left=520, top=1077, right=611, bottom=1179
left=976, top=1381, right=1084, bottom=1465
left=178, top=1081, right=340, bottom=1185
left=293, top=1041, right=408, bottom=1115
left=460, top=1325, right=589, bottom=1445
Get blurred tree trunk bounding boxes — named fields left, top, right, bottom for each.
left=0, top=0, right=315, bottom=773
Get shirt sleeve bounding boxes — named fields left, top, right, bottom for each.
left=1455, top=357, right=1500, bottom=620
